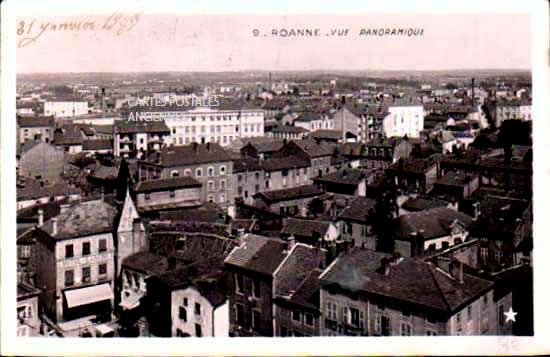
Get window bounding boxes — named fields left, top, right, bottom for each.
left=65, top=244, right=74, bottom=258
left=292, top=310, right=301, bottom=322
left=99, top=263, right=107, bottom=276
left=255, top=184, right=260, bottom=193
left=467, top=306, right=472, bottom=320
left=195, top=324, right=202, bottom=337
left=483, top=294, right=488, bottom=305
left=253, top=279, right=261, bottom=298
left=208, top=195, right=214, bottom=203
left=305, top=313, right=314, bottom=326
left=208, top=167, right=214, bottom=177
left=401, top=322, right=413, bottom=336
left=280, top=326, right=288, bottom=337
left=219, top=194, right=226, bottom=203
left=377, top=303, right=385, bottom=311
left=170, top=190, right=175, bottom=198
left=498, top=305, right=505, bottom=326
left=220, top=166, right=226, bottom=175
left=134, top=273, right=140, bottom=290
left=456, top=311, right=461, bottom=323
left=426, top=330, right=437, bottom=336
left=236, top=304, right=245, bottom=325
left=252, top=310, right=261, bottom=329
left=208, top=181, right=215, bottom=191
left=82, top=266, right=91, bottom=283
left=428, top=243, right=436, bottom=251
left=350, top=308, right=360, bottom=327
left=171, top=170, right=179, bottom=177
left=220, top=179, right=226, bottom=190
left=183, top=297, right=188, bottom=306
left=482, top=310, right=489, bottom=332
left=195, top=303, right=201, bottom=316
left=184, top=169, right=191, bottom=177
left=82, top=242, right=91, bottom=256
left=442, top=241, right=449, bottom=249
left=145, top=193, right=150, bottom=200
left=99, top=239, right=107, bottom=252
left=495, top=250, right=503, bottom=264
left=327, top=302, right=337, bottom=320
left=265, top=180, right=270, bottom=189
left=179, top=307, right=187, bottom=322
left=195, top=168, right=202, bottom=177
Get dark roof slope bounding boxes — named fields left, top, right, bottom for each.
left=135, top=176, right=202, bottom=193
left=143, top=143, right=231, bottom=167
left=254, top=184, right=323, bottom=203
left=313, top=168, right=365, bottom=186
left=224, top=234, right=287, bottom=276
left=337, top=196, right=377, bottom=223
left=122, top=251, right=170, bottom=275
left=17, top=116, right=55, bottom=128
left=281, top=218, right=331, bottom=239
left=393, top=207, right=473, bottom=240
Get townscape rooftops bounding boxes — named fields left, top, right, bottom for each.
left=224, top=234, right=287, bottom=276
left=122, top=251, right=170, bottom=276
left=401, top=196, right=450, bottom=212
left=435, top=171, right=476, bottom=187
left=386, top=157, right=435, bottom=174
left=308, top=129, right=344, bottom=141
left=261, top=156, right=310, bottom=172
left=281, top=218, right=331, bottom=239
left=82, top=139, right=112, bottom=151
left=313, top=168, right=365, bottom=186
left=232, top=157, right=262, bottom=173
left=272, top=125, right=309, bottom=133
left=17, top=178, right=81, bottom=201
left=114, top=119, right=170, bottom=134
left=241, top=138, right=285, bottom=154
left=135, top=176, right=202, bottom=193
left=17, top=115, right=55, bottom=128
left=143, top=143, right=232, bottom=167
left=39, top=199, right=118, bottom=240
left=254, top=184, right=323, bottom=203
left=337, top=196, right=377, bottom=223
left=320, top=247, right=493, bottom=313
left=157, top=202, right=226, bottom=223
left=393, top=207, right=473, bottom=240
left=293, top=139, right=333, bottom=158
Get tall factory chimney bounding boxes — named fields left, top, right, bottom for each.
left=471, top=78, right=475, bottom=111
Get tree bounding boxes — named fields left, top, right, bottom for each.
left=369, top=179, right=398, bottom=253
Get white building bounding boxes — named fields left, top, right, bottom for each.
left=383, top=104, right=424, bottom=138
left=171, top=284, right=229, bottom=337
left=154, top=107, right=264, bottom=146
left=44, top=99, right=89, bottom=117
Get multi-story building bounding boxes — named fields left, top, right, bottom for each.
left=138, top=143, right=234, bottom=210
left=17, top=276, right=41, bottom=336
left=336, top=196, right=377, bottom=249
left=268, top=125, right=309, bottom=140
left=495, top=99, right=532, bottom=127
left=17, top=115, right=55, bottom=144
left=113, top=120, right=171, bottom=159
left=319, top=248, right=513, bottom=336
left=44, top=98, right=89, bottom=117
left=294, top=113, right=334, bottom=132
left=32, top=199, right=117, bottom=334
left=134, top=177, right=202, bottom=212
left=224, top=234, right=288, bottom=337
left=383, top=103, right=424, bottom=138
left=273, top=243, right=326, bottom=337
left=122, top=106, right=264, bottom=147
left=232, top=158, right=263, bottom=205
left=385, top=157, right=438, bottom=195
left=272, top=139, right=334, bottom=179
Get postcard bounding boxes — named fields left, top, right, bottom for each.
left=1, top=0, right=549, bottom=355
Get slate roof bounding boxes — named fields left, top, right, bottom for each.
left=434, top=172, right=475, bottom=187
left=82, top=139, right=112, bottom=151
left=143, top=143, right=232, bottom=167
left=135, top=177, right=202, bottom=193
left=158, top=202, right=225, bottom=223
left=386, top=158, right=435, bottom=174
left=313, top=168, right=365, bottom=186
left=287, top=268, right=322, bottom=310
left=17, top=116, right=55, bottom=128
left=91, top=124, right=114, bottom=135
left=89, top=165, right=119, bottom=180
left=38, top=199, right=118, bottom=240
left=337, top=196, right=377, bottom=223
left=393, top=207, right=473, bottom=240
left=281, top=218, right=331, bottom=239
left=295, top=113, right=323, bottom=122
left=224, top=234, right=287, bottom=276
left=17, top=198, right=69, bottom=223
left=254, top=184, right=323, bottom=203
left=308, top=129, right=343, bottom=141
left=272, top=125, right=309, bottom=133
left=241, top=138, right=285, bottom=153
left=401, top=196, right=449, bottom=212
left=320, top=247, right=493, bottom=314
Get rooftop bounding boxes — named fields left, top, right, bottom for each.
left=224, top=234, right=287, bottom=276
left=281, top=218, right=331, bottom=239
left=135, top=176, right=202, bottom=193
left=254, top=184, right=323, bottom=203
left=337, top=196, right=377, bottom=223
left=142, top=143, right=232, bottom=167
left=393, top=207, right=473, bottom=240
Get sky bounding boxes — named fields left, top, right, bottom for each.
left=13, top=2, right=533, bottom=73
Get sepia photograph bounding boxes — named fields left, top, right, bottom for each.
left=1, top=0, right=549, bottom=355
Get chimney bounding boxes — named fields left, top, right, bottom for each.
left=472, top=202, right=480, bottom=221
left=471, top=78, right=475, bottom=111
left=51, top=217, right=58, bottom=236
left=381, top=257, right=391, bottom=276
left=37, top=209, right=44, bottom=226
left=450, top=260, right=464, bottom=284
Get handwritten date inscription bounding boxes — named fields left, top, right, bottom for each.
left=17, top=12, right=142, bottom=48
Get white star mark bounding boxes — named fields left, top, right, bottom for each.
left=504, top=307, right=517, bottom=323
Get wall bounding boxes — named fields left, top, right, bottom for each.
left=136, top=187, right=201, bottom=209
left=17, top=295, right=40, bottom=336
left=171, top=286, right=214, bottom=337
left=213, top=301, right=230, bottom=337
left=19, top=143, right=65, bottom=179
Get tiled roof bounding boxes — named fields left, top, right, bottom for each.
left=401, top=196, right=449, bottom=212
left=82, top=139, right=112, bottom=151
left=337, top=197, right=377, bottom=223
left=143, top=143, right=232, bottom=167
left=158, top=202, right=225, bottom=223
left=320, top=248, right=493, bottom=313
left=261, top=156, right=310, bottom=172
left=135, top=177, right=202, bottom=193
left=313, top=168, right=365, bottom=186
left=293, top=139, right=333, bottom=158
left=241, top=138, right=285, bottom=153
left=224, top=234, right=287, bottom=276
left=386, top=158, right=435, bottom=174
left=122, top=251, right=170, bottom=275
left=274, top=244, right=324, bottom=308
left=38, top=199, right=117, bottom=240
left=114, top=119, right=170, bottom=134
left=287, top=268, right=322, bottom=310
left=232, top=158, right=262, bottom=173
left=17, top=179, right=81, bottom=201
left=89, top=165, right=119, bottom=180
left=393, top=207, right=473, bottom=240
left=254, top=184, right=323, bottom=203
left=308, top=129, right=343, bottom=140
left=91, top=124, right=114, bottom=135
left=434, top=172, right=475, bottom=187
left=17, top=115, right=55, bottom=128
left=272, top=125, right=309, bottom=133
left=281, top=218, right=331, bottom=239
left=295, top=113, right=323, bottom=122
